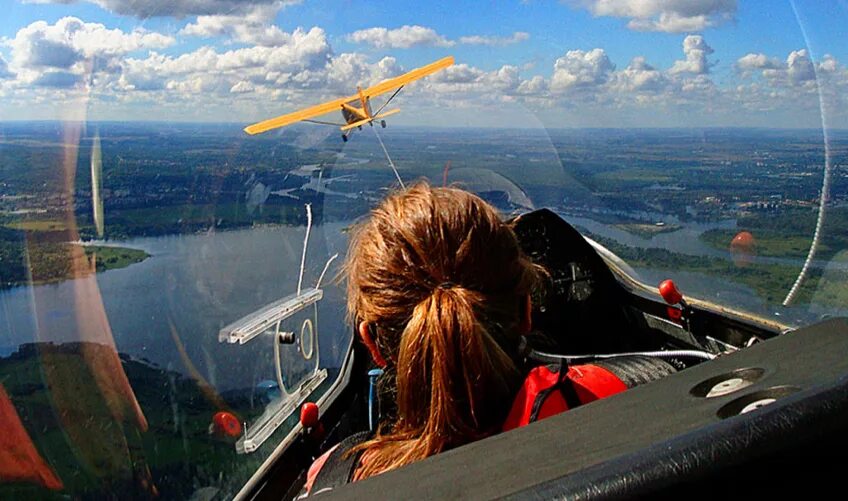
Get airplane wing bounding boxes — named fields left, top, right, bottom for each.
left=360, top=56, right=454, bottom=99
left=244, top=56, right=454, bottom=135
left=244, top=94, right=357, bottom=135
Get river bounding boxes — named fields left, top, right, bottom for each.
left=0, top=211, right=839, bottom=379
left=0, top=223, right=351, bottom=392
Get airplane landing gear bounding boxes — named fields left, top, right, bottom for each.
left=342, top=134, right=348, bottom=142
left=381, top=120, right=387, bottom=128
left=358, top=125, right=362, bottom=131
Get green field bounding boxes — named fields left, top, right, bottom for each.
left=595, top=168, right=673, bottom=185
left=700, top=229, right=817, bottom=258
left=700, top=208, right=848, bottom=261
left=587, top=231, right=825, bottom=305
left=5, top=220, right=68, bottom=231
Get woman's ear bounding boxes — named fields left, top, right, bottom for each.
left=359, top=321, right=388, bottom=368
left=518, top=295, right=532, bottom=336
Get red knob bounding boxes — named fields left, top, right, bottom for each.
left=300, top=402, right=320, bottom=428
left=212, top=411, right=242, bottom=438
left=659, top=279, right=683, bottom=305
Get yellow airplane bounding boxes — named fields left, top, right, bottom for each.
left=244, top=56, right=454, bottom=141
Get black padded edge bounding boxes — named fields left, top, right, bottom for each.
left=318, top=317, right=848, bottom=500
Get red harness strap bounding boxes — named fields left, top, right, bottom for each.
left=503, top=364, right=627, bottom=431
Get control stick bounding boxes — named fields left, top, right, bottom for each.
left=659, top=279, right=690, bottom=330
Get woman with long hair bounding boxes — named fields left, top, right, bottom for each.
left=303, top=181, right=540, bottom=493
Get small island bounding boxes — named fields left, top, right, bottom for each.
left=614, top=222, right=681, bottom=239
left=0, top=222, right=150, bottom=288
left=82, top=244, right=150, bottom=273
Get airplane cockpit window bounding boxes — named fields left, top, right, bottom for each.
left=1, top=1, right=846, bottom=499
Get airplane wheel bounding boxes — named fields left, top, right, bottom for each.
left=342, top=134, right=348, bottom=142
left=358, top=125, right=362, bottom=131
left=381, top=120, right=386, bottom=128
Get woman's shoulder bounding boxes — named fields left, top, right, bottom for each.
left=302, top=431, right=373, bottom=497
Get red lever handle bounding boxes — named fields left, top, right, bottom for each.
left=300, top=402, right=320, bottom=429
left=659, top=279, right=683, bottom=305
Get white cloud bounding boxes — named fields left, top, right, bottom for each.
left=432, top=64, right=483, bottom=84
left=610, top=56, right=668, bottom=92
left=0, top=55, right=13, bottom=79
left=416, top=63, right=526, bottom=100
left=7, top=17, right=174, bottom=88
left=786, top=49, right=815, bottom=83
left=679, top=73, right=716, bottom=94
left=669, top=35, right=713, bottom=74
left=737, top=49, right=844, bottom=91
left=119, top=26, right=331, bottom=93
left=10, top=17, right=173, bottom=66
left=3, top=14, right=845, bottom=128
left=736, top=53, right=782, bottom=72
left=347, top=25, right=453, bottom=49
left=347, top=26, right=530, bottom=49
left=550, top=48, right=615, bottom=91
left=319, top=53, right=403, bottom=93
left=229, top=80, right=255, bottom=93
left=458, top=32, right=530, bottom=46
left=572, top=0, right=736, bottom=33
left=731, top=48, right=848, bottom=122
left=178, top=4, right=297, bottom=46
left=24, top=0, right=300, bottom=18
left=819, top=54, right=839, bottom=74
left=31, top=70, right=83, bottom=88
left=517, top=75, right=548, bottom=94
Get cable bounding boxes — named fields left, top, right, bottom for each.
left=373, top=127, right=405, bottom=189
left=528, top=349, right=717, bottom=365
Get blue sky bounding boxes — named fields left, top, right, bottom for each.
left=0, top=0, right=846, bottom=127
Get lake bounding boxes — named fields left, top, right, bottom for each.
left=0, top=223, right=351, bottom=392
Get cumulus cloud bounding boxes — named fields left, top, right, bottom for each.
left=229, top=81, right=255, bottom=93
left=347, top=26, right=530, bottom=49
left=786, top=49, right=815, bottom=83
left=425, top=63, right=520, bottom=95
left=517, top=75, right=548, bottom=95
left=24, top=0, right=300, bottom=18
left=0, top=55, right=13, bottom=79
left=669, top=35, right=714, bottom=74
left=4, top=13, right=843, bottom=128
left=731, top=48, right=848, bottom=121
left=610, top=56, right=668, bottom=92
left=550, top=48, right=615, bottom=91
left=31, top=70, right=83, bottom=88
left=178, top=3, right=301, bottom=46
left=736, top=49, right=842, bottom=90
left=571, top=0, right=736, bottom=33
left=458, top=32, right=530, bottom=46
left=119, top=27, right=331, bottom=93
left=347, top=25, right=453, bottom=49
left=7, top=17, right=174, bottom=87
left=736, top=53, right=782, bottom=72
left=318, top=53, right=402, bottom=93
